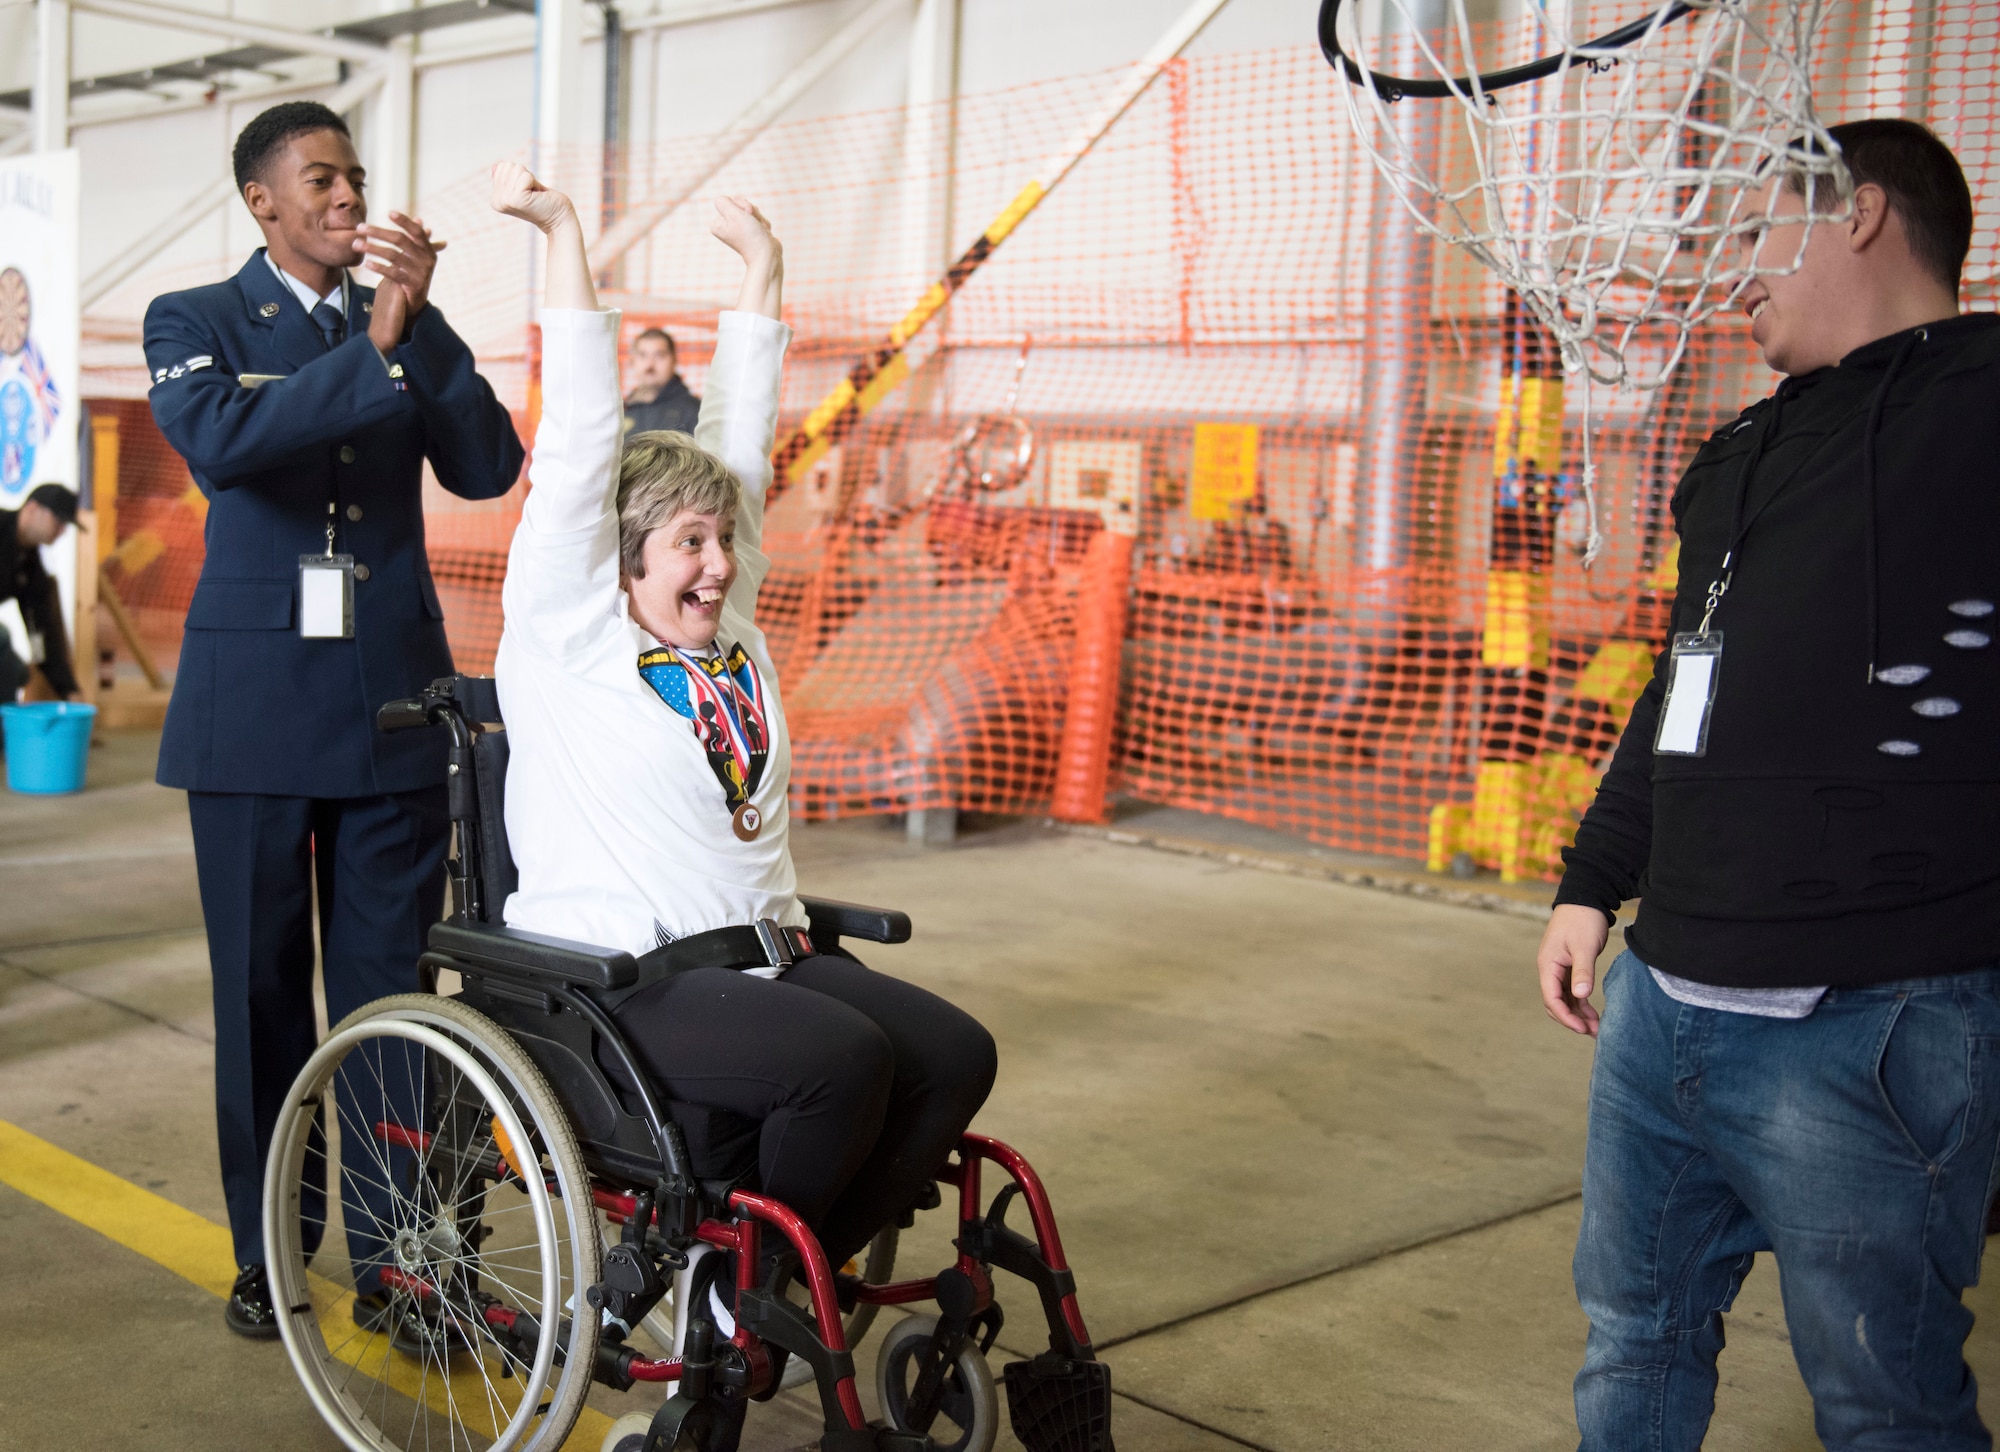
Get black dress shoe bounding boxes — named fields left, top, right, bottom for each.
left=353, top=1290, right=466, bottom=1359
left=225, top=1264, right=281, bottom=1340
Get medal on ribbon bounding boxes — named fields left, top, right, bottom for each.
left=638, top=642, right=771, bottom=840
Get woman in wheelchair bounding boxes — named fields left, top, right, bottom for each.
left=488, top=162, right=997, bottom=1319
left=263, top=161, right=1107, bottom=1452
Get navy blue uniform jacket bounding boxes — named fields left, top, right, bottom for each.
left=144, top=251, right=524, bottom=797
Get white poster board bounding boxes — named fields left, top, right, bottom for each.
left=0, top=151, right=82, bottom=647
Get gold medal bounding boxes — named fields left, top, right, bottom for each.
left=732, top=802, right=763, bottom=842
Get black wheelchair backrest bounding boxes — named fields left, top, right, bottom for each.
left=379, top=674, right=517, bottom=923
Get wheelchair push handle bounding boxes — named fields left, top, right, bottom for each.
left=376, top=695, right=433, bottom=733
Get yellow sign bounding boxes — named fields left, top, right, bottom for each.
left=1190, top=423, right=1259, bottom=521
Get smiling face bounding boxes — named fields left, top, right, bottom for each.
left=1733, top=174, right=1839, bottom=375
left=1732, top=171, right=1920, bottom=377
left=625, top=509, right=738, bottom=651
left=242, top=128, right=368, bottom=289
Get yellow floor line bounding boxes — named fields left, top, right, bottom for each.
left=0, top=1118, right=240, bottom=1300
left=0, top=1119, right=618, bottom=1450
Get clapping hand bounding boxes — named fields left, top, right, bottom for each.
left=358, top=212, right=445, bottom=358
left=490, top=161, right=575, bottom=234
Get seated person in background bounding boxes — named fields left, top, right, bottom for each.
left=490, top=162, right=996, bottom=1314
left=623, top=326, right=700, bottom=436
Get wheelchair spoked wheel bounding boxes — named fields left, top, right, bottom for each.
left=876, top=1313, right=999, bottom=1452
left=265, top=994, right=602, bottom=1452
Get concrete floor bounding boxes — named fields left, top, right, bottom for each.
left=2, top=731, right=1997, bottom=1450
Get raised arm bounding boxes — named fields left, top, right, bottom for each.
left=493, top=163, right=624, bottom=647
left=694, top=198, right=790, bottom=566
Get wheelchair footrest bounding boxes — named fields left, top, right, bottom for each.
left=1003, top=1353, right=1115, bottom=1452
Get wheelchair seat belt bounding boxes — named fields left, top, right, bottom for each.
left=633, top=918, right=816, bottom=980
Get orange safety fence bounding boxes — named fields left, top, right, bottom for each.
left=84, top=9, right=2000, bottom=877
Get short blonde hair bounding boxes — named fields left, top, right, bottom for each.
left=616, top=430, right=740, bottom=579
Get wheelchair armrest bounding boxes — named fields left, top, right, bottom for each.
left=800, top=896, right=912, bottom=946
left=427, top=921, right=638, bottom=991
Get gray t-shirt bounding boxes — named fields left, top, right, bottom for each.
left=1648, top=966, right=1827, bottom=1018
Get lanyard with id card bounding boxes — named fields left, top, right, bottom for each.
left=299, top=501, right=354, bottom=639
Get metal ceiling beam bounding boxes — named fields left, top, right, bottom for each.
left=2, top=0, right=536, bottom=120
left=69, top=0, right=391, bottom=65
left=404, top=0, right=823, bottom=73
left=591, top=0, right=909, bottom=271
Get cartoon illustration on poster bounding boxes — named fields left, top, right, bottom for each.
left=0, top=153, right=78, bottom=515
left=0, top=266, right=64, bottom=497
left=0, top=151, right=82, bottom=665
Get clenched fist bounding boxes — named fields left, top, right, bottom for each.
left=490, top=161, right=574, bottom=233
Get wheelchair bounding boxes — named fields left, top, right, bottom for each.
left=260, top=675, right=1114, bottom=1452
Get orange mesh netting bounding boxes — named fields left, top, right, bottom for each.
left=87, top=6, right=2000, bottom=878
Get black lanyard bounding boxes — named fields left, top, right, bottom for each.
left=1695, top=385, right=1794, bottom=637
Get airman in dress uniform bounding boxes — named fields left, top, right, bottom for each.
left=143, top=101, right=525, bottom=1338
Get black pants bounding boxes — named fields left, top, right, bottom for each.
left=188, top=788, right=450, bottom=1269
left=0, top=631, right=29, bottom=701
left=610, top=952, right=997, bottom=1268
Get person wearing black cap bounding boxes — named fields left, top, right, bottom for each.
left=0, top=483, right=81, bottom=703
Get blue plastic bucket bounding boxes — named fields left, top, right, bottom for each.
left=2, top=702, right=98, bottom=795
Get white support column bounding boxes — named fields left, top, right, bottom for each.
left=898, top=0, right=957, bottom=294
left=372, top=35, right=417, bottom=219
left=535, top=0, right=587, bottom=182
left=33, top=0, right=72, bottom=153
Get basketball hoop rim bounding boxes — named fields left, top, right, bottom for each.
left=1317, top=0, right=1697, bottom=102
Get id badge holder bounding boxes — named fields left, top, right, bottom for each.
left=299, top=554, right=355, bottom=639
left=1654, top=631, right=1722, bottom=756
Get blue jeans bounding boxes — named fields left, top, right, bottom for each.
left=1574, top=952, right=2000, bottom=1451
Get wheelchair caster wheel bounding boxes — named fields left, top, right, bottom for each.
left=876, top=1314, right=998, bottom=1452
left=598, top=1409, right=709, bottom=1452
left=602, top=1412, right=653, bottom=1452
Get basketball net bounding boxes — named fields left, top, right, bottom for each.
left=1327, top=0, right=1849, bottom=565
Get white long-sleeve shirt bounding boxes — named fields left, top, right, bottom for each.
left=497, top=307, right=801, bottom=958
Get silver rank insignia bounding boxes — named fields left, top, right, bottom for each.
left=259, top=302, right=280, bottom=317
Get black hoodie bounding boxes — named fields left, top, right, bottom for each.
left=1556, top=312, right=2000, bottom=988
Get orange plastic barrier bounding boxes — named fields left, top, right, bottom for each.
left=1050, top=530, right=1134, bottom=825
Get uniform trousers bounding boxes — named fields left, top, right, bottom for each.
left=610, top=952, right=998, bottom=1270
left=187, top=787, right=449, bottom=1270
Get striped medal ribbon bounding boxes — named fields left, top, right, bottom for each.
left=636, top=642, right=772, bottom=840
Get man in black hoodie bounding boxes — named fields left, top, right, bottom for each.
left=1540, top=120, right=1999, bottom=1450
